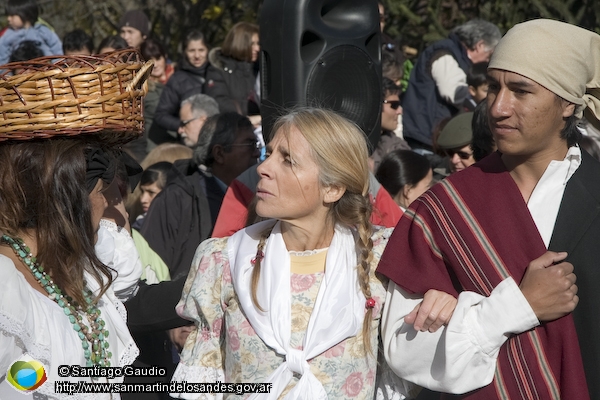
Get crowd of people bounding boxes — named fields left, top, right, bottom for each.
left=1, top=0, right=600, bottom=399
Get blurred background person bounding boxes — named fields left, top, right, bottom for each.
left=437, top=112, right=475, bottom=174
left=370, top=78, right=410, bottom=172
left=206, top=22, right=260, bottom=118
left=96, top=34, right=127, bottom=54
left=119, top=9, right=150, bottom=49
left=153, top=30, right=214, bottom=145
left=376, top=149, right=433, bottom=211
left=62, top=28, right=93, bottom=56
left=463, top=62, right=489, bottom=111
left=0, top=0, right=62, bottom=65
left=402, top=19, right=500, bottom=154
left=177, top=93, right=220, bottom=148
left=140, top=112, right=259, bottom=280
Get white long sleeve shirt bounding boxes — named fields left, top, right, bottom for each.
left=382, top=146, right=582, bottom=394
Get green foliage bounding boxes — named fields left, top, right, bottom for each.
left=1, top=0, right=598, bottom=61
left=382, top=0, right=599, bottom=58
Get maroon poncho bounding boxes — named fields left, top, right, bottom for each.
left=378, top=153, right=588, bottom=399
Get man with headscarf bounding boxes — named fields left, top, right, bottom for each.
left=378, top=19, right=600, bottom=399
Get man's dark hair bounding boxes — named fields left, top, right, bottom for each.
left=9, top=40, right=43, bottom=63
left=471, top=100, right=495, bottom=161
left=96, top=35, right=128, bottom=54
left=193, top=113, right=253, bottom=167
left=382, top=77, right=401, bottom=98
left=62, top=29, right=94, bottom=55
left=140, top=38, right=167, bottom=61
left=562, top=114, right=582, bottom=147
left=6, top=0, right=38, bottom=25
left=467, top=62, right=488, bottom=88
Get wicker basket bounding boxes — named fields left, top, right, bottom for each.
left=0, top=49, right=153, bottom=143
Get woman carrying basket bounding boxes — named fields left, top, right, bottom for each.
left=0, top=50, right=150, bottom=399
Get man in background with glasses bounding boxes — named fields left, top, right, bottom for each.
left=141, top=112, right=260, bottom=281
left=178, top=94, right=219, bottom=148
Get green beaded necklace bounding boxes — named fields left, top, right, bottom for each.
left=2, top=235, right=112, bottom=367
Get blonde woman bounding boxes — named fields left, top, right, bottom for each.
left=171, top=108, right=456, bottom=399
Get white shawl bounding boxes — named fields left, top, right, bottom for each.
left=228, top=219, right=366, bottom=399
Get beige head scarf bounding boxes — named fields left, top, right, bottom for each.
left=489, top=19, right=600, bottom=121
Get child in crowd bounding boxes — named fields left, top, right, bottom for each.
left=0, top=0, right=62, bottom=65
left=463, top=62, right=489, bottom=111
left=133, top=161, right=173, bottom=231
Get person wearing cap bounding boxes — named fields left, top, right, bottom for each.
left=378, top=19, right=600, bottom=398
left=119, top=9, right=151, bottom=49
left=436, top=111, right=475, bottom=173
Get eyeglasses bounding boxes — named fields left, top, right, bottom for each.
left=445, top=149, right=473, bottom=160
left=227, top=140, right=261, bottom=150
left=383, top=99, right=401, bottom=110
left=179, top=117, right=201, bottom=128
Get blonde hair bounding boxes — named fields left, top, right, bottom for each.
left=251, top=107, right=374, bottom=353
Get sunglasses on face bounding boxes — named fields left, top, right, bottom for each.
left=383, top=99, right=401, bottom=110
left=445, top=149, right=473, bottom=160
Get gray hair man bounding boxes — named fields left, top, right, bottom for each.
left=402, top=19, right=501, bottom=153
left=178, top=93, right=219, bottom=147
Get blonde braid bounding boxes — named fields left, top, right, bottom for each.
left=333, top=191, right=374, bottom=355
left=250, top=227, right=273, bottom=312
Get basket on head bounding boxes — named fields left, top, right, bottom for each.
left=0, top=49, right=153, bottom=144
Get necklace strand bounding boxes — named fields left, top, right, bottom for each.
left=1, top=235, right=112, bottom=367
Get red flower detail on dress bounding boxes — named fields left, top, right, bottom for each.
left=212, top=317, right=223, bottom=336
left=290, top=273, right=316, bottom=293
left=222, top=262, right=232, bottom=284
left=322, top=341, right=346, bottom=358
left=342, top=372, right=363, bottom=397
left=240, top=320, right=257, bottom=336
left=228, top=326, right=240, bottom=351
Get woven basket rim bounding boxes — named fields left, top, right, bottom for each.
left=0, top=49, right=153, bottom=144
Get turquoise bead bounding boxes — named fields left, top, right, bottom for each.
left=3, top=234, right=114, bottom=368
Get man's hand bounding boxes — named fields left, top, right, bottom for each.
left=406, top=290, right=457, bottom=332
left=519, top=251, right=578, bottom=322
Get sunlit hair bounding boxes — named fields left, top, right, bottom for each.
left=251, top=107, right=375, bottom=354
left=0, top=139, right=114, bottom=307
left=221, top=22, right=259, bottom=63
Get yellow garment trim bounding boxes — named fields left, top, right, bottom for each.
left=289, top=250, right=327, bottom=274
